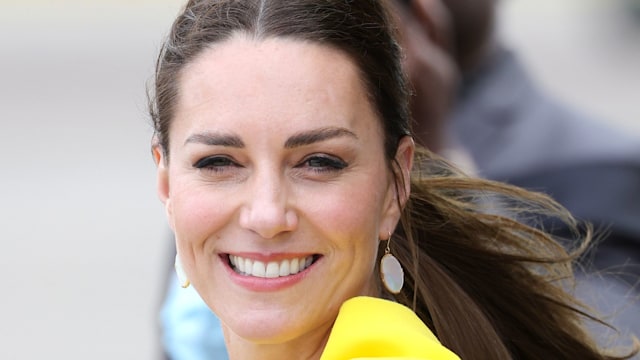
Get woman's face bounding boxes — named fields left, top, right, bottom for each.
left=155, top=35, right=412, bottom=348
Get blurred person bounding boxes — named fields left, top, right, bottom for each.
left=396, top=0, right=640, bottom=338
left=160, top=274, right=227, bottom=359
left=149, top=0, right=638, bottom=359
left=630, top=0, right=640, bottom=20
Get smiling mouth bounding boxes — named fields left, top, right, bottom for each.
left=227, top=255, right=320, bottom=278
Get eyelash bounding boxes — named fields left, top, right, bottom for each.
left=298, top=155, right=348, bottom=173
left=193, top=156, right=239, bottom=172
left=192, top=154, right=348, bottom=175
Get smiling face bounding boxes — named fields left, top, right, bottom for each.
left=155, top=35, right=412, bottom=355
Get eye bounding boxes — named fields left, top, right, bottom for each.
left=193, top=155, right=239, bottom=172
left=298, top=155, right=347, bottom=173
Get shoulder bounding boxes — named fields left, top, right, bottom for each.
left=321, top=297, right=460, bottom=360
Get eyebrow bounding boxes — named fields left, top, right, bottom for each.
left=284, top=127, right=358, bottom=149
left=184, top=132, right=245, bottom=148
left=183, top=126, right=357, bottom=149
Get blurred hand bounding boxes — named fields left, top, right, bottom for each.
left=392, top=0, right=459, bottom=153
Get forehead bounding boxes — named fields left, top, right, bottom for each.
left=172, top=35, right=381, bottom=141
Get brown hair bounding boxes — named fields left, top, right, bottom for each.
left=150, top=0, right=409, bottom=161
left=149, top=0, right=637, bottom=358
left=392, top=150, right=637, bottom=359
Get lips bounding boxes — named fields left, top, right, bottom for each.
left=228, top=255, right=316, bottom=278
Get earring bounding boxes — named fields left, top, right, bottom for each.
left=380, top=232, right=404, bottom=294
left=174, top=253, right=190, bottom=288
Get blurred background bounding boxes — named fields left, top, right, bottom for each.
left=0, top=0, right=638, bottom=358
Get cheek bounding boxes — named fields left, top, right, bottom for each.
left=170, top=182, right=234, bottom=249
left=323, top=181, right=385, bottom=292
left=303, top=175, right=389, bottom=242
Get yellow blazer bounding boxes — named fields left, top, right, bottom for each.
left=321, top=296, right=460, bottom=360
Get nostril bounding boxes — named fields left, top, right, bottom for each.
left=238, top=178, right=297, bottom=238
left=238, top=204, right=297, bottom=239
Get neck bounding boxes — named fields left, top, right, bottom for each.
left=223, top=323, right=331, bottom=360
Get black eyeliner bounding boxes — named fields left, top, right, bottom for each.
left=307, top=155, right=347, bottom=170
left=194, top=156, right=234, bottom=169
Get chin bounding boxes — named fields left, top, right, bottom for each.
left=220, top=304, right=332, bottom=345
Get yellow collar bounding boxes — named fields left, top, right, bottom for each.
left=321, top=296, right=460, bottom=360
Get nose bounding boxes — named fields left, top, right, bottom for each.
left=239, top=172, right=297, bottom=239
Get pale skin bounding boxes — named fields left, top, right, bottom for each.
left=154, top=35, right=414, bottom=359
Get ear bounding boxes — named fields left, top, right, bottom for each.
left=152, top=143, right=174, bottom=229
left=394, top=136, right=415, bottom=207
left=379, top=136, right=415, bottom=238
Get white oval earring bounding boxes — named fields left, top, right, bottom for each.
left=175, top=253, right=191, bottom=289
left=380, top=232, right=404, bottom=294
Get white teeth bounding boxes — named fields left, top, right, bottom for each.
left=229, top=255, right=314, bottom=277
left=236, top=256, right=245, bottom=273
left=290, top=258, right=300, bottom=274
left=278, top=260, right=290, bottom=276
left=252, top=261, right=266, bottom=277
left=265, top=262, right=279, bottom=278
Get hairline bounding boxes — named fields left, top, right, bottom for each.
left=164, top=30, right=389, bottom=160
